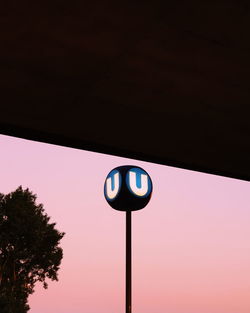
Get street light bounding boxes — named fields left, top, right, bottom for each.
left=104, top=165, right=153, bottom=313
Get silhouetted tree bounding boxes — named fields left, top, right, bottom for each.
left=0, top=186, right=65, bottom=312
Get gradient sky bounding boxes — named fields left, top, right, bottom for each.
left=0, top=134, right=249, bottom=313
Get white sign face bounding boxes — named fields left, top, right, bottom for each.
left=104, top=169, right=121, bottom=201
left=126, top=167, right=152, bottom=198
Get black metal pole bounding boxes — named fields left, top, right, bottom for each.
left=126, top=210, right=132, bottom=313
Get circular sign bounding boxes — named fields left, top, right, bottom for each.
left=104, top=165, right=153, bottom=211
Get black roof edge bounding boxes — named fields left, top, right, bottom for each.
left=0, top=122, right=249, bottom=182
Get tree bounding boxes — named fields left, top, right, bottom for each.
left=0, top=186, right=65, bottom=312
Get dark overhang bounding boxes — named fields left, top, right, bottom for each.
left=1, top=1, right=249, bottom=181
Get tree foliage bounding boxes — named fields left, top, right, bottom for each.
left=0, top=186, right=65, bottom=312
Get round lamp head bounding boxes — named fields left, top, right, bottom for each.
left=104, top=165, right=153, bottom=211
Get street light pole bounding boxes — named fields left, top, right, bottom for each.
left=104, top=166, right=153, bottom=313
left=126, top=210, right=132, bottom=313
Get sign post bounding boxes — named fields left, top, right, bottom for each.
left=126, top=209, right=131, bottom=313
left=104, top=165, right=153, bottom=313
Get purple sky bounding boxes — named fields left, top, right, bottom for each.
left=0, top=134, right=249, bottom=313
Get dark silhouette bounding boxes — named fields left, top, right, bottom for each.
left=0, top=186, right=65, bottom=312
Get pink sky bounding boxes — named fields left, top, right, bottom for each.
left=0, top=134, right=249, bottom=313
